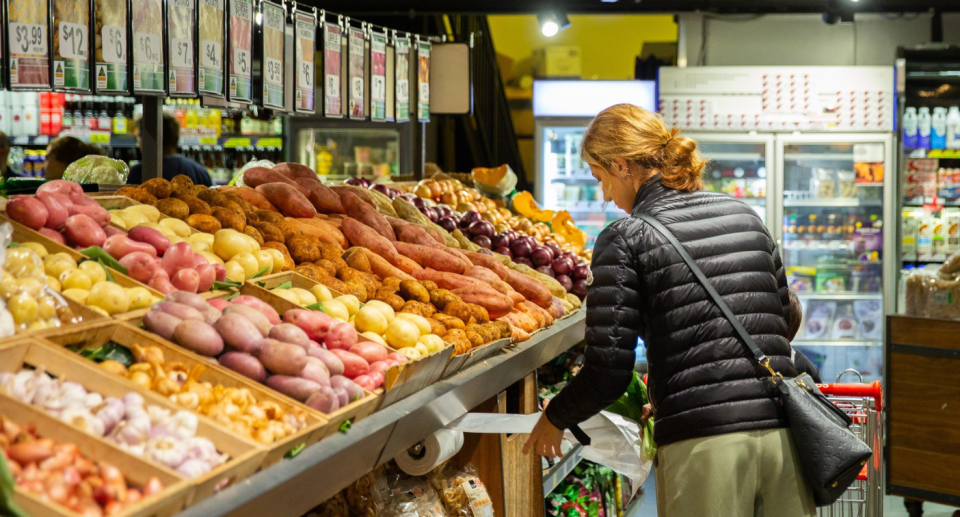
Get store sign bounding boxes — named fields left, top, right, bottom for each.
left=167, top=0, right=197, bottom=96
left=370, top=32, right=386, bottom=122
left=228, top=0, right=253, bottom=103
left=294, top=11, right=316, bottom=114
left=348, top=27, right=366, bottom=119
left=323, top=22, right=342, bottom=117
left=198, top=0, right=225, bottom=97
left=9, top=0, right=52, bottom=89
left=132, top=0, right=164, bottom=93
left=395, top=36, right=410, bottom=122
left=53, top=0, right=91, bottom=91
left=417, top=40, right=430, bottom=122
left=94, top=0, right=128, bottom=93
left=260, top=1, right=285, bottom=109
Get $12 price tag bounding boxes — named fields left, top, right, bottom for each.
left=201, top=39, right=221, bottom=69
left=58, top=22, right=87, bottom=59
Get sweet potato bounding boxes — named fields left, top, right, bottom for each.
left=331, top=185, right=375, bottom=208
left=394, top=255, right=422, bottom=274
left=292, top=178, right=345, bottom=214
left=342, top=248, right=372, bottom=273
left=393, top=241, right=468, bottom=274
left=465, top=266, right=515, bottom=297
left=450, top=283, right=512, bottom=318
left=396, top=224, right=471, bottom=264
left=243, top=167, right=307, bottom=193
left=385, top=216, right=409, bottom=233
left=519, top=301, right=554, bottom=327
left=341, top=191, right=396, bottom=241
left=255, top=183, right=317, bottom=218
left=499, top=310, right=538, bottom=333
left=462, top=251, right=508, bottom=279
left=413, top=268, right=488, bottom=292
left=232, top=186, right=277, bottom=210
left=262, top=242, right=296, bottom=271
left=341, top=217, right=402, bottom=265
left=359, top=248, right=415, bottom=281
left=291, top=218, right=348, bottom=248
left=505, top=269, right=553, bottom=308
left=274, top=162, right=319, bottom=180
left=511, top=263, right=567, bottom=298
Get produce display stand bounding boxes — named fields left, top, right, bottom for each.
left=173, top=310, right=585, bottom=517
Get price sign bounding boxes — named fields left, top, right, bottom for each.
left=93, top=0, right=128, bottom=92
left=394, top=36, right=410, bottom=122
left=202, top=40, right=221, bottom=69
left=58, top=23, right=87, bottom=60
left=166, top=0, right=195, bottom=95
left=369, top=32, right=386, bottom=121
left=397, top=79, right=409, bottom=102
left=420, top=82, right=429, bottom=103
left=298, top=62, right=313, bottom=89
left=228, top=0, right=253, bottom=102
left=171, top=38, right=192, bottom=69
left=233, top=48, right=250, bottom=76
left=348, top=27, right=365, bottom=119
left=323, top=22, right=342, bottom=117
left=11, top=24, right=47, bottom=55
left=131, top=0, right=163, bottom=93
left=198, top=0, right=225, bottom=96
left=54, top=0, right=91, bottom=91
left=135, top=33, right=161, bottom=64
left=417, top=40, right=431, bottom=122
left=260, top=1, right=285, bottom=109
left=102, top=26, right=126, bottom=63
left=265, top=57, right=282, bottom=84
left=326, top=73, right=339, bottom=99
left=294, top=12, right=315, bottom=114
left=372, top=75, right=385, bottom=101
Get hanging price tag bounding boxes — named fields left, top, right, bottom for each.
left=135, top=32, right=161, bottom=64
left=58, top=22, right=87, bottom=60
left=397, top=79, right=409, bottom=102
left=233, top=48, right=250, bottom=76
left=298, top=61, right=313, bottom=89
left=102, top=26, right=126, bottom=63
left=11, top=24, right=48, bottom=55
left=260, top=0, right=285, bottom=109
left=265, top=57, right=282, bottom=84
left=171, top=38, right=192, bottom=68
left=201, top=40, right=221, bottom=69
left=371, top=75, right=385, bottom=101
left=326, top=73, right=339, bottom=99
left=394, top=36, right=410, bottom=122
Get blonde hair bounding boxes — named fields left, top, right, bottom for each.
left=580, top=104, right=706, bottom=192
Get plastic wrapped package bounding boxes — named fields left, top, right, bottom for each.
left=428, top=464, right=493, bottom=517
left=381, top=478, right=447, bottom=517
left=233, top=160, right=277, bottom=187
left=813, top=168, right=836, bottom=198
left=344, top=470, right=387, bottom=517
left=1, top=224, right=75, bottom=332
left=62, top=155, right=130, bottom=184
left=905, top=266, right=960, bottom=319
left=304, top=492, right=349, bottom=517
left=837, top=170, right=857, bottom=198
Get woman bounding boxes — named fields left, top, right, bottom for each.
left=524, top=104, right=815, bottom=517
left=44, top=136, right=104, bottom=180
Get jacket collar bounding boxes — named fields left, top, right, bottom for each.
left=630, top=173, right=664, bottom=216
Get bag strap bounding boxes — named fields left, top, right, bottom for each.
left=637, top=214, right=778, bottom=376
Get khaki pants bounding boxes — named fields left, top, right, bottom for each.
left=655, top=429, right=816, bottom=517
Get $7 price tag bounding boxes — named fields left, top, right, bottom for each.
left=171, top=38, right=192, bottom=68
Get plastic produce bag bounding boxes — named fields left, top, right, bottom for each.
left=563, top=412, right=651, bottom=499
left=381, top=477, right=446, bottom=517
left=62, top=155, right=130, bottom=184
left=344, top=470, right=387, bottom=517
left=304, top=492, right=349, bottom=517
left=605, top=372, right=656, bottom=461
left=231, top=159, right=277, bottom=187
left=1, top=224, right=74, bottom=333
left=428, top=464, right=493, bottom=517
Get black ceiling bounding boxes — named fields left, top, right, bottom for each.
left=301, top=0, right=960, bottom=16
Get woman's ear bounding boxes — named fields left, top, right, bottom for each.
left=612, top=157, right=629, bottom=178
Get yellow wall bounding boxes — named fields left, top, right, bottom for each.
left=488, top=14, right=677, bottom=81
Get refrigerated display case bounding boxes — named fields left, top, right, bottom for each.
left=688, top=134, right=775, bottom=225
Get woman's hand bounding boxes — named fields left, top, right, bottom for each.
left=523, top=413, right=565, bottom=458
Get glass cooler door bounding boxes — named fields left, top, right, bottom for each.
left=776, top=134, right=894, bottom=383
left=691, top=134, right=775, bottom=228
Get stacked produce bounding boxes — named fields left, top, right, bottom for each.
left=6, top=181, right=113, bottom=249
left=0, top=370, right=227, bottom=478
left=41, top=251, right=159, bottom=316
left=0, top=415, right=164, bottom=516
left=2, top=243, right=75, bottom=332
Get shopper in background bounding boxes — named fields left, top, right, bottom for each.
left=524, top=104, right=816, bottom=517
left=43, top=136, right=104, bottom=180
left=0, top=132, right=10, bottom=180
left=127, top=114, right=212, bottom=186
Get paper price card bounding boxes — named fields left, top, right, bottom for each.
left=323, top=22, right=342, bottom=117
left=417, top=41, right=431, bottom=122
left=394, top=36, right=410, bottom=122
left=228, top=0, right=253, bottom=103
left=93, top=0, right=128, bottom=92
left=370, top=32, right=386, bottom=121
left=261, top=1, right=285, bottom=109
left=348, top=27, right=365, bottom=119
left=294, top=11, right=315, bottom=114
left=132, top=0, right=164, bottom=93
left=9, top=0, right=52, bottom=89
left=53, top=0, right=91, bottom=91
left=198, top=0, right=225, bottom=97
left=167, top=0, right=196, bottom=96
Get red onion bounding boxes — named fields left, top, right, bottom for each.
left=425, top=207, right=439, bottom=223
left=491, top=233, right=510, bottom=250
left=536, top=266, right=556, bottom=278
left=572, top=279, right=588, bottom=298
left=531, top=247, right=553, bottom=267
left=515, top=257, right=534, bottom=267
left=412, top=197, right=428, bottom=210
left=477, top=247, right=494, bottom=255
left=345, top=178, right=365, bottom=186
left=438, top=217, right=458, bottom=233
left=556, top=274, right=573, bottom=292
left=468, top=221, right=495, bottom=238
left=572, top=265, right=590, bottom=280
left=494, top=247, right=513, bottom=259
left=459, top=211, right=481, bottom=229
left=552, top=257, right=573, bottom=276
left=511, top=238, right=533, bottom=258
left=472, top=235, right=492, bottom=249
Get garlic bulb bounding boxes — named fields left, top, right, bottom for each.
left=176, top=459, right=211, bottom=478
left=169, top=412, right=198, bottom=440
left=95, top=398, right=126, bottom=434
left=60, top=406, right=106, bottom=437
left=115, top=412, right=151, bottom=446
left=145, top=436, right=186, bottom=469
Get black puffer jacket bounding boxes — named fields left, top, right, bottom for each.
left=545, top=175, right=796, bottom=447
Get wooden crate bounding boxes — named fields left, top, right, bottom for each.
left=37, top=321, right=329, bottom=468
left=0, top=340, right=265, bottom=506
left=92, top=195, right=141, bottom=210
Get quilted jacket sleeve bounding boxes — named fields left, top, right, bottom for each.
left=544, top=223, right=642, bottom=431
left=773, top=241, right=790, bottom=322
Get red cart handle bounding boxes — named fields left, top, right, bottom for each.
left=816, top=381, right=883, bottom=412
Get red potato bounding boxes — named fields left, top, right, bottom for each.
left=119, top=252, right=159, bottom=283
left=307, top=344, right=344, bottom=376
left=353, top=375, right=378, bottom=391
left=324, top=322, right=358, bottom=351
left=208, top=298, right=232, bottom=311
left=299, top=357, right=331, bottom=387
left=268, top=323, right=311, bottom=350
left=6, top=195, right=49, bottom=230
left=340, top=217, right=403, bottom=265
left=255, top=183, right=317, bottom=218
left=349, top=341, right=388, bottom=364
left=104, top=235, right=157, bottom=260
left=104, top=226, right=125, bottom=238
left=329, top=349, right=369, bottom=379
left=67, top=203, right=110, bottom=228
left=212, top=263, right=227, bottom=282
left=218, top=352, right=267, bottom=383
left=462, top=251, right=509, bottom=280
left=273, top=162, right=319, bottom=180
left=266, top=375, right=321, bottom=402
left=190, top=253, right=208, bottom=268
left=149, top=270, right=176, bottom=294
left=173, top=319, right=224, bottom=356
left=38, top=227, right=66, bottom=245
left=329, top=375, right=365, bottom=402
left=154, top=301, right=205, bottom=321
left=333, top=387, right=349, bottom=408
left=161, top=242, right=196, bottom=277
left=128, top=226, right=171, bottom=256
left=387, top=353, right=409, bottom=365
left=198, top=305, right=222, bottom=325
left=223, top=304, right=271, bottom=336
left=369, top=361, right=391, bottom=374
left=143, top=311, right=182, bottom=341
left=242, top=167, right=307, bottom=192
left=258, top=340, right=309, bottom=375
left=305, top=387, right=340, bottom=413
left=62, top=214, right=106, bottom=248
left=231, top=186, right=277, bottom=211
left=284, top=309, right=337, bottom=340
left=195, top=264, right=216, bottom=292
left=230, top=295, right=282, bottom=325
left=504, top=269, right=553, bottom=308
left=164, top=291, right=209, bottom=311
left=36, top=192, right=70, bottom=230
left=393, top=241, right=467, bottom=274
left=215, top=313, right=266, bottom=353
left=37, top=179, right=85, bottom=203
left=171, top=269, right=200, bottom=293
left=340, top=191, right=396, bottom=241
left=367, top=371, right=385, bottom=388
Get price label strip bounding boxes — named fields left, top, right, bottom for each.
left=348, top=26, right=365, bottom=119
left=9, top=0, right=52, bottom=89
left=53, top=0, right=91, bottom=91
left=260, top=1, right=285, bottom=109
left=94, top=0, right=128, bottom=92
left=370, top=32, right=387, bottom=121
left=198, top=0, right=225, bottom=97
left=167, top=0, right=196, bottom=95
left=132, top=0, right=164, bottom=93
left=394, top=36, right=410, bottom=122
left=323, top=22, right=342, bottom=117
left=294, top=11, right=316, bottom=114
left=417, top=40, right=431, bottom=122
left=228, top=0, right=253, bottom=103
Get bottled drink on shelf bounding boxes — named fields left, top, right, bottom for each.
left=97, top=96, right=112, bottom=132
left=185, top=100, right=198, bottom=130
left=932, top=107, right=947, bottom=150
left=918, top=107, right=932, bottom=150
left=0, top=92, right=10, bottom=134
left=948, top=106, right=960, bottom=149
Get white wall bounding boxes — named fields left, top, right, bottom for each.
left=678, top=13, right=934, bottom=67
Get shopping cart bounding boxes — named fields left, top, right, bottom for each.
left=816, top=369, right=885, bottom=517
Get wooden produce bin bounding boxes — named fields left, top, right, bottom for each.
left=0, top=339, right=264, bottom=506
left=38, top=321, right=328, bottom=467
left=886, top=315, right=960, bottom=508
left=442, top=338, right=511, bottom=378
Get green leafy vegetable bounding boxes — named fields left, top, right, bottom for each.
left=250, top=266, right=271, bottom=279
left=80, top=246, right=127, bottom=275
left=0, top=454, right=28, bottom=517
left=606, top=372, right=657, bottom=460
left=273, top=281, right=292, bottom=290
left=304, top=301, right=325, bottom=312
left=213, top=280, right=243, bottom=291
left=66, top=341, right=135, bottom=368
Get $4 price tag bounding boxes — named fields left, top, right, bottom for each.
left=202, top=39, right=221, bottom=69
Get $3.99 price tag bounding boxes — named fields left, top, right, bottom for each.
left=298, top=61, right=312, bottom=88
left=326, top=74, right=339, bottom=98
left=135, top=32, right=162, bottom=64
left=102, top=26, right=126, bottom=63
left=11, top=23, right=48, bottom=55
left=265, top=57, right=282, bottom=84
left=58, top=22, right=87, bottom=59
left=233, top=48, right=250, bottom=76
left=201, top=39, right=221, bottom=69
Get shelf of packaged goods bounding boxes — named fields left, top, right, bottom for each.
left=547, top=201, right=625, bottom=214
left=783, top=198, right=883, bottom=208
left=791, top=340, right=884, bottom=347
left=903, top=148, right=960, bottom=159
left=703, top=152, right=765, bottom=161
left=794, top=292, right=883, bottom=301
left=783, top=153, right=854, bottom=162
left=782, top=240, right=853, bottom=251
left=543, top=445, right=584, bottom=496
left=173, top=311, right=586, bottom=517
left=550, top=175, right=597, bottom=183
left=12, top=133, right=138, bottom=147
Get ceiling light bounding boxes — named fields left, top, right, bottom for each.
left=538, top=13, right=571, bottom=37
left=542, top=20, right=559, bottom=37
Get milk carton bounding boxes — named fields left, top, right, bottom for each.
left=918, top=215, right=935, bottom=261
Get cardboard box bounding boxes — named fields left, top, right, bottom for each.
left=534, top=46, right=581, bottom=78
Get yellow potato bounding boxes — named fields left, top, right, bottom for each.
left=45, top=275, right=62, bottom=293
left=188, top=240, right=211, bottom=253
left=398, top=347, right=422, bottom=361
left=127, top=287, right=153, bottom=310
left=27, top=320, right=49, bottom=331
left=197, top=251, right=224, bottom=265
left=159, top=217, right=192, bottom=238
left=232, top=252, right=260, bottom=279
left=254, top=250, right=275, bottom=274
left=59, top=269, right=93, bottom=291
left=355, top=305, right=388, bottom=335
left=213, top=229, right=255, bottom=261
left=224, top=260, right=246, bottom=283
left=418, top=334, right=445, bottom=354
left=335, top=295, right=360, bottom=317
left=289, top=287, right=317, bottom=305
left=264, top=249, right=285, bottom=274
left=190, top=232, right=215, bottom=248
left=62, top=289, right=89, bottom=304
left=86, top=306, right=111, bottom=318
left=414, top=343, right=429, bottom=357
left=396, top=313, right=431, bottom=336
left=86, top=282, right=130, bottom=315
left=108, top=210, right=127, bottom=229
left=18, top=242, right=47, bottom=258
left=168, top=235, right=186, bottom=245
left=78, top=261, right=108, bottom=284
left=8, top=293, right=38, bottom=324
left=44, top=257, right=77, bottom=279
left=364, top=300, right=395, bottom=322
left=118, top=210, right=149, bottom=228
left=16, top=277, right=45, bottom=298
left=360, top=332, right=387, bottom=346
left=321, top=299, right=350, bottom=322
left=271, top=288, right=301, bottom=305
left=0, top=275, right=19, bottom=299
left=125, top=204, right=161, bottom=223
left=310, top=284, right=333, bottom=303
left=385, top=318, right=420, bottom=349
left=37, top=296, right=58, bottom=320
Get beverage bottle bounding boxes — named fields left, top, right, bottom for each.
left=918, top=107, right=932, bottom=149
left=98, top=96, right=112, bottom=131
left=0, top=91, right=11, bottom=134
left=932, top=107, right=947, bottom=149
left=23, top=92, right=40, bottom=137
left=948, top=106, right=960, bottom=149
left=173, top=99, right=187, bottom=128
left=112, top=96, right=127, bottom=134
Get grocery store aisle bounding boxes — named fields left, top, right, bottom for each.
left=624, top=472, right=657, bottom=517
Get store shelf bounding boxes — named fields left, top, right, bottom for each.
left=543, top=445, right=584, bottom=495
left=549, top=175, right=597, bottom=183
left=174, top=311, right=586, bottom=517
left=792, top=340, right=883, bottom=347
left=783, top=153, right=854, bottom=162
left=794, top=292, right=883, bottom=300
left=783, top=240, right=853, bottom=251
left=903, top=148, right=960, bottom=159
left=783, top=197, right=883, bottom=208
left=11, top=132, right=138, bottom=148
left=703, top=152, right=765, bottom=161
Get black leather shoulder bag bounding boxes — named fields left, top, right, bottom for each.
left=637, top=213, right=873, bottom=507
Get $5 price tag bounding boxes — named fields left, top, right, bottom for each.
left=233, top=48, right=250, bottom=76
